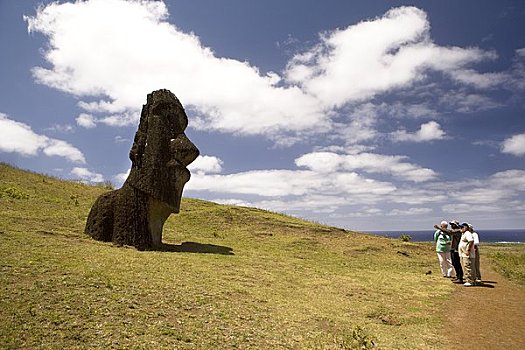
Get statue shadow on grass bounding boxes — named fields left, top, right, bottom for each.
left=157, top=242, right=234, bottom=255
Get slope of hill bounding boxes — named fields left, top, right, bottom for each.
left=1, top=163, right=450, bottom=349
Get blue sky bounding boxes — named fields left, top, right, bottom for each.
left=1, top=0, right=524, bottom=231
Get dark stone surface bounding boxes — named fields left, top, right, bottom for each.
left=85, top=89, right=199, bottom=250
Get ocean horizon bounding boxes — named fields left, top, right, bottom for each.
left=365, top=229, right=525, bottom=243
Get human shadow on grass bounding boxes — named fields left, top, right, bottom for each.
left=473, top=282, right=496, bottom=288
left=158, top=242, right=234, bottom=255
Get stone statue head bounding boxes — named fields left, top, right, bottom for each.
left=125, top=89, right=199, bottom=212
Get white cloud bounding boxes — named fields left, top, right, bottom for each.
left=438, top=169, right=525, bottom=212
left=390, top=102, right=437, bottom=119
left=99, top=112, right=140, bottom=127
left=71, top=167, right=104, bottom=183
left=315, top=144, right=376, bottom=155
left=187, top=169, right=395, bottom=198
left=76, top=110, right=139, bottom=128
left=45, top=123, right=75, bottom=133
left=43, top=139, right=86, bottom=164
left=114, top=136, right=130, bottom=144
left=438, top=91, right=500, bottom=113
left=285, top=7, right=497, bottom=108
left=251, top=195, right=350, bottom=214
left=186, top=161, right=525, bottom=229
left=212, top=198, right=252, bottom=207
left=295, top=151, right=437, bottom=182
left=509, top=48, right=525, bottom=90
left=113, top=168, right=131, bottom=186
left=330, top=103, right=380, bottom=145
left=441, top=203, right=502, bottom=215
left=387, top=207, right=432, bottom=216
left=392, top=121, right=445, bottom=142
left=25, top=0, right=327, bottom=134
left=294, top=152, right=343, bottom=173
left=0, top=113, right=47, bottom=156
left=490, top=170, right=525, bottom=191
left=25, top=1, right=503, bottom=140
left=0, top=113, right=86, bottom=163
left=177, top=151, right=423, bottom=202
left=501, top=133, right=525, bottom=156
left=187, top=155, right=223, bottom=175
left=330, top=208, right=384, bottom=218
left=451, top=69, right=506, bottom=88
left=76, top=113, right=97, bottom=128
left=388, top=188, right=447, bottom=205
left=186, top=149, right=442, bottom=209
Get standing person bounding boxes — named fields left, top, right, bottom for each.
left=449, top=220, right=464, bottom=284
left=434, top=221, right=453, bottom=278
left=469, top=224, right=482, bottom=283
left=458, top=223, right=476, bottom=286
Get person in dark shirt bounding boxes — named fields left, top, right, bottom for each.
left=448, top=220, right=463, bottom=283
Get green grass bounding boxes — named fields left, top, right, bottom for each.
left=484, top=244, right=525, bottom=285
left=0, top=163, right=481, bottom=349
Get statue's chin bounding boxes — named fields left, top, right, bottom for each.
left=167, top=199, right=181, bottom=213
left=163, top=182, right=185, bottom=213
left=165, top=167, right=190, bottom=211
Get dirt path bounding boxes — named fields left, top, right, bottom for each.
left=443, top=260, right=525, bottom=349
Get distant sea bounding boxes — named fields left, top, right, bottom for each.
left=365, top=229, right=525, bottom=243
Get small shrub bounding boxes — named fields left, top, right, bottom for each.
left=399, top=234, right=412, bottom=242
left=95, top=181, right=114, bottom=190
left=70, top=194, right=80, bottom=206
left=1, top=186, right=29, bottom=200
left=337, top=326, right=377, bottom=349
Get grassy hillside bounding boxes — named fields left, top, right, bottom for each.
left=1, top=163, right=452, bottom=349
left=484, top=245, right=525, bottom=285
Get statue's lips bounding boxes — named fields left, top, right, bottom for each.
left=167, top=159, right=191, bottom=182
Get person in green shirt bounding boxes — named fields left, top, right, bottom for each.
left=434, top=221, right=453, bottom=277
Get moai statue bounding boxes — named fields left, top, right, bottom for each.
left=84, top=89, right=199, bottom=250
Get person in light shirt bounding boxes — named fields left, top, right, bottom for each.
left=458, top=223, right=476, bottom=286
left=469, top=224, right=482, bottom=283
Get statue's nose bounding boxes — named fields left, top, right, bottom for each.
left=170, top=133, right=199, bottom=166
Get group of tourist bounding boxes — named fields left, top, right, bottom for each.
left=433, top=220, right=481, bottom=287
